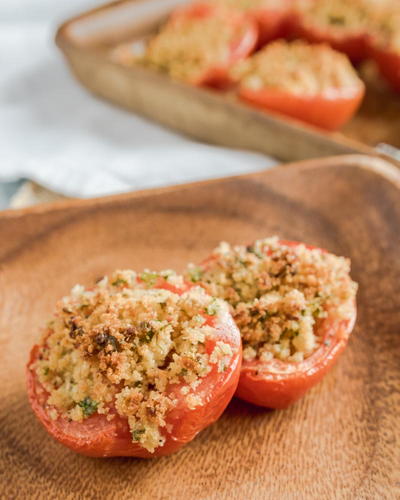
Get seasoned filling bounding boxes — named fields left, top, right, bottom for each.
left=232, top=40, right=362, bottom=95
left=297, top=0, right=371, bottom=36
left=188, top=237, right=357, bottom=363
left=214, top=0, right=283, bottom=11
left=139, top=9, right=245, bottom=82
left=34, top=270, right=233, bottom=453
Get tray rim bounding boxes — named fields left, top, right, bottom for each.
left=1, top=154, right=399, bottom=221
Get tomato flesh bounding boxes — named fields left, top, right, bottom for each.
left=372, top=47, right=400, bottom=93
left=250, top=0, right=293, bottom=47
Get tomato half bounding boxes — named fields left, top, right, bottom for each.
left=290, top=0, right=371, bottom=64
left=238, top=85, right=365, bottom=131
left=170, top=2, right=258, bottom=87
left=235, top=306, right=356, bottom=409
left=26, top=281, right=242, bottom=458
left=372, top=47, right=400, bottom=93
left=198, top=240, right=357, bottom=409
left=293, top=20, right=370, bottom=63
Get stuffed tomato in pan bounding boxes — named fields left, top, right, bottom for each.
left=292, top=0, right=371, bottom=63
left=370, top=7, right=400, bottom=93
left=27, top=270, right=242, bottom=457
left=140, top=2, right=258, bottom=87
left=232, top=39, right=365, bottom=130
left=214, top=0, right=294, bottom=47
left=187, top=237, right=357, bottom=409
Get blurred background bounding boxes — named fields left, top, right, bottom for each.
left=0, top=0, right=276, bottom=209
left=2, top=0, right=399, bottom=210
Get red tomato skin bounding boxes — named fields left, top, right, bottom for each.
left=372, top=48, right=400, bottom=93
left=169, top=2, right=258, bottom=88
left=292, top=13, right=369, bottom=63
left=238, top=85, right=365, bottom=131
left=235, top=310, right=356, bottom=409
left=27, top=295, right=242, bottom=458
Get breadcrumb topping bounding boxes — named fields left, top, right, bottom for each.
left=214, top=0, right=283, bottom=11
left=232, top=40, right=363, bottom=96
left=139, top=7, right=247, bottom=83
left=296, top=0, right=371, bottom=36
left=188, top=237, right=357, bottom=363
left=34, top=270, right=233, bottom=453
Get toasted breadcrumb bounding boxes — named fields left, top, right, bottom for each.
left=232, top=40, right=363, bottom=96
left=296, top=0, right=371, bottom=36
left=188, top=237, right=357, bottom=363
left=34, top=270, right=233, bottom=453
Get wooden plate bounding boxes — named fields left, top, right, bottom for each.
left=56, top=0, right=400, bottom=168
left=0, top=155, right=399, bottom=499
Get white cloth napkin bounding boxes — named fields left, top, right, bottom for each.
left=0, top=0, right=276, bottom=198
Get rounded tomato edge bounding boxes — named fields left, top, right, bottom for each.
left=26, top=316, right=242, bottom=458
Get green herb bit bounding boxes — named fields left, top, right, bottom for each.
left=188, top=266, right=203, bottom=283
left=140, top=329, right=155, bottom=343
left=133, top=381, right=142, bottom=388
left=140, top=271, right=159, bottom=287
left=328, top=15, right=345, bottom=25
left=160, top=270, right=174, bottom=279
left=132, top=428, right=146, bottom=442
left=111, top=277, right=128, bottom=287
left=138, top=322, right=156, bottom=343
left=206, top=299, right=219, bottom=316
left=78, top=397, right=98, bottom=417
left=180, top=368, right=188, bottom=377
left=43, top=367, right=50, bottom=376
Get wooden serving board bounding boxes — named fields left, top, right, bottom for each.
left=56, top=0, right=400, bottom=168
left=0, top=155, right=399, bottom=499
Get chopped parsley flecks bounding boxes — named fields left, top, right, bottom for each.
left=140, top=271, right=159, bottom=287
left=78, top=397, right=98, bottom=417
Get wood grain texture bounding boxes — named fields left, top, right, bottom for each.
left=55, top=0, right=400, bottom=168
left=0, top=155, right=399, bottom=499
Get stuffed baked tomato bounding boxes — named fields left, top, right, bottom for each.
left=140, top=2, right=257, bottom=87
left=214, top=0, right=294, bottom=47
left=187, top=237, right=357, bottom=409
left=233, top=39, right=365, bottom=130
left=292, top=0, right=371, bottom=63
left=27, top=270, right=241, bottom=457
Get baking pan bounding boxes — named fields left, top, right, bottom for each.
left=56, top=0, right=400, bottom=165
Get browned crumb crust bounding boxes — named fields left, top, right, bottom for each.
left=34, top=270, right=233, bottom=452
left=187, top=237, right=357, bottom=363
